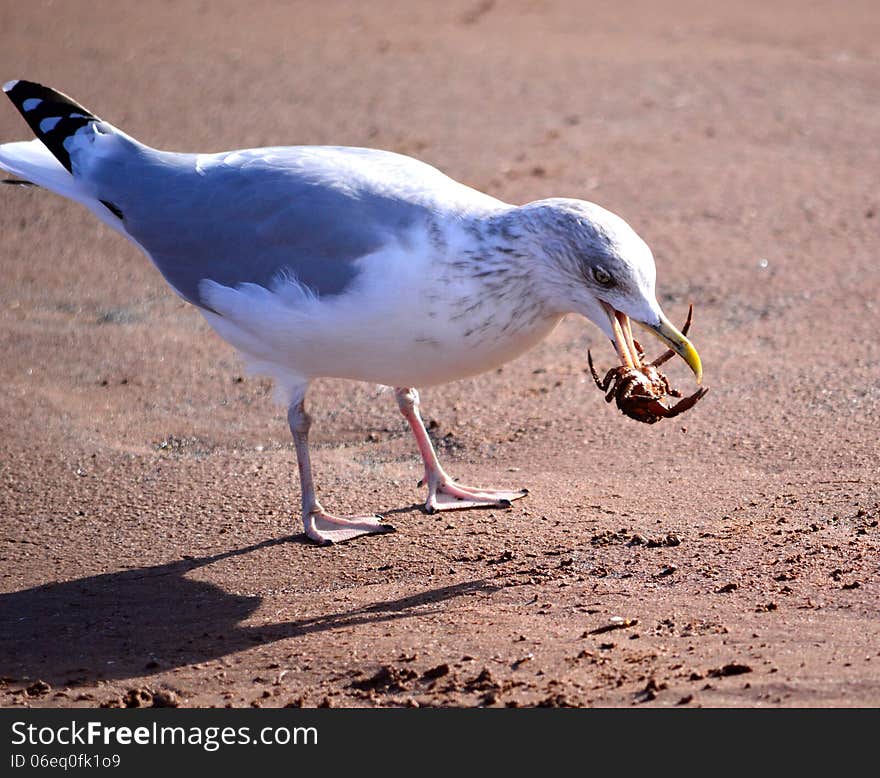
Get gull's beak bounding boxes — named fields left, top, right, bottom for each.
left=600, top=302, right=703, bottom=384
left=637, top=311, right=703, bottom=384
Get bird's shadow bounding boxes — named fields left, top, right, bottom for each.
left=0, top=535, right=497, bottom=687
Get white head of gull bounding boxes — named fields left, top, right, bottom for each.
left=0, top=80, right=702, bottom=544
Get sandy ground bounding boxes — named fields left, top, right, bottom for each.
left=1, top=0, right=878, bottom=708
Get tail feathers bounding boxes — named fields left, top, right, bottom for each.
left=0, top=138, right=127, bottom=235
left=3, top=80, right=101, bottom=173
left=0, top=139, right=78, bottom=197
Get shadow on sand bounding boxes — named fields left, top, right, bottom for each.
left=0, top=536, right=497, bottom=686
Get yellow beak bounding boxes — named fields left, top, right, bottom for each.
left=637, top=312, right=703, bottom=383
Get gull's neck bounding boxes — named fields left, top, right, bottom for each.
left=421, top=204, right=562, bottom=342
left=444, top=203, right=557, bottom=298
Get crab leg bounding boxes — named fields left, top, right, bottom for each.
left=608, top=309, right=635, bottom=368
left=617, top=312, right=642, bottom=368
left=587, top=351, right=613, bottom=391
left=599, top=301, right=645, bottom=369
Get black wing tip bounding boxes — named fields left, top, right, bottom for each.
left=4, top=79, right=92, bottom=106
left=99, top=199, right=124, bottom=220
left=2, top=79, right=100, bottom=174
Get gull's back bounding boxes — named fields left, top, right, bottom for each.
left=103, top=143, right=454, bottom=307
left=0, top=81, right=506, bottom=308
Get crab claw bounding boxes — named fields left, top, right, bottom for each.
left=646, top=386, right=709, bottom=418
left=663, top=386, right=709, bottom=416
left=618, top=385, right=709, bottom=424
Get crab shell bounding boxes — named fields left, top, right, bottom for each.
left=618, top=364, right=673, bottom=399
left=613, top=366, right=706, bottom=424
left=613, top=367, right=673, bottom=424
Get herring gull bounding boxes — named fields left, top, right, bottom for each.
left=0, top=80, right=702, bottom=545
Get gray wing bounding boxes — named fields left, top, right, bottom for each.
left=102, top=145, right=434, bottom=307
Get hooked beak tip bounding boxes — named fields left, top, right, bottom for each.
left=639, top=311, right=703, bottom=383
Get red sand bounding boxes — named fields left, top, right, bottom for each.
left=1, top=1, right=878, bottom=707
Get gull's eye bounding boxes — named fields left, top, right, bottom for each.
left=592, top=266, right=613, bottom=285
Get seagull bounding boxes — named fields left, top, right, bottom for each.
left=0, top=80, right=702, bottom=545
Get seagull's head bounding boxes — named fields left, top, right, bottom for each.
left=522, top=198, right=702, bottom=382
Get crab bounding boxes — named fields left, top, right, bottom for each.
left=588, top=305, right=708, bottom=424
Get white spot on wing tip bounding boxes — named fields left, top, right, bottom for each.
left=39, top=116, right=62, bottom=133
left=2, top=79, right=19, bottom=93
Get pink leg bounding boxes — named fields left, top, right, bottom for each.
left=288, top=390, right=394, bottom=545
left=394, top=387, right=528, bottom=513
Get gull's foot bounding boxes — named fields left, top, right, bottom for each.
left=304, top=511, right=395, bottom=545
left=423, top=480, right=529, bottom=514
